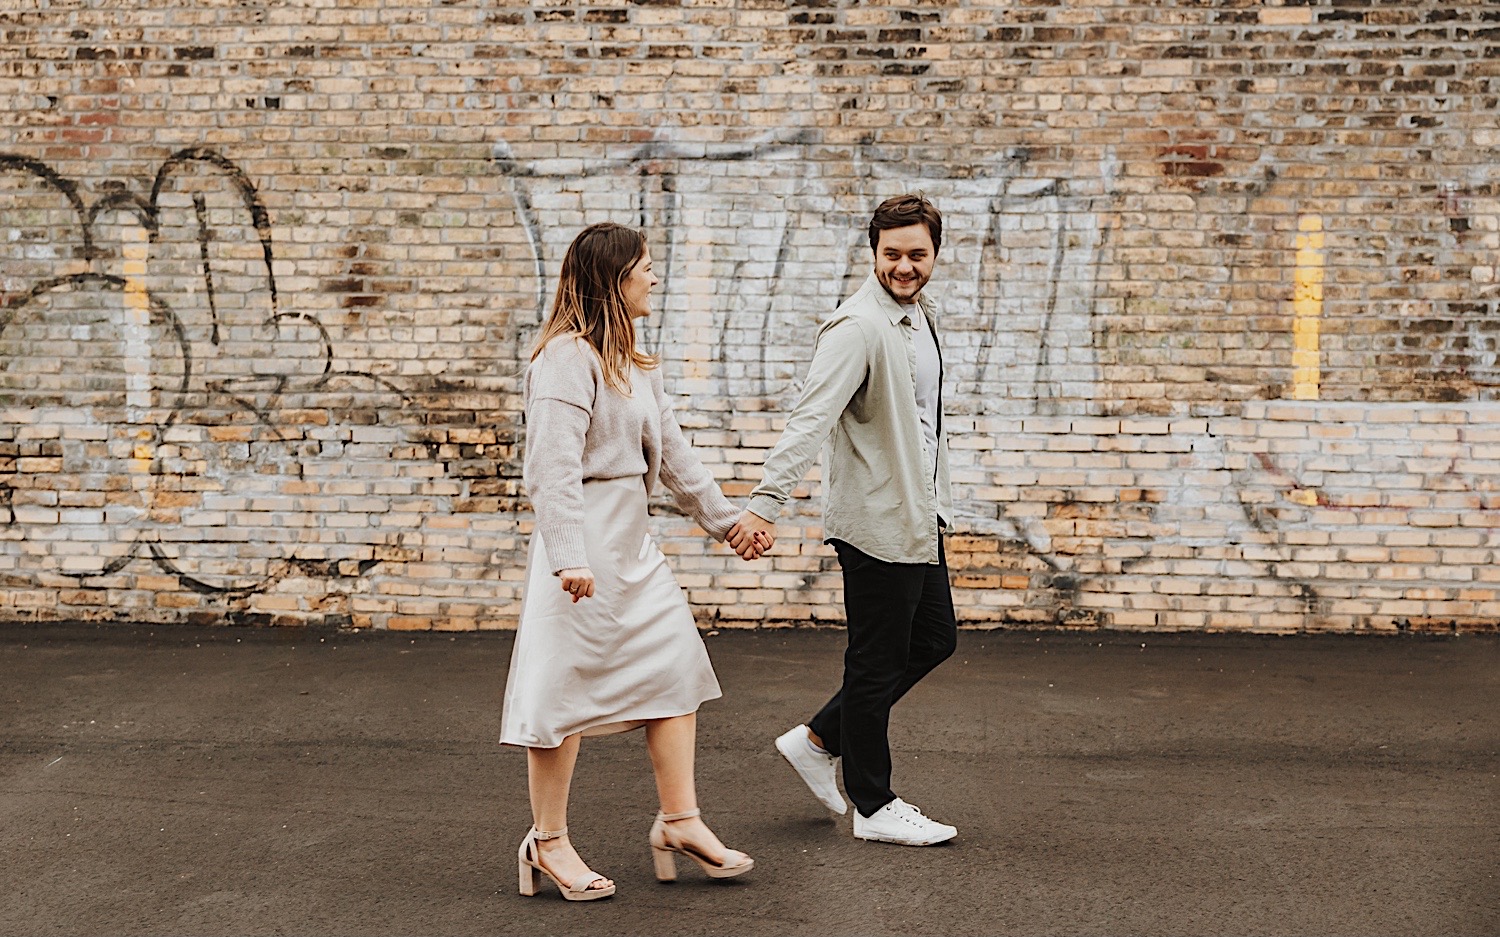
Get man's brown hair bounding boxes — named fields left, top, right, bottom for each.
left=868, top=194, right=942, bottom=255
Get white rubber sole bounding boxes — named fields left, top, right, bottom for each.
left=853, top=829, right=957, bottom=846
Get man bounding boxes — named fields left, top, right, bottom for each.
left=727, top=194, right=959, bottom=846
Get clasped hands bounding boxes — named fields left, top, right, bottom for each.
left=727, top=509, right=775, bottom=561
left=557, top=510, right=776, bottom=603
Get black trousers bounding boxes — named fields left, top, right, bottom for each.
left=807, top=536, right=958, bottom=818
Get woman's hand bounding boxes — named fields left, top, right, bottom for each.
left=727, top=511, right=776, bottom=561
left=557, top=567, right=595, bottom=603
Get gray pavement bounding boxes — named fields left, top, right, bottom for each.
left=1, top=623, right=1496, bottom=936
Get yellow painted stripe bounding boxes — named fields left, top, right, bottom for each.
left=1291, top=214, right=1323, bottom=400
left=122, top=230, right=154, bottom=475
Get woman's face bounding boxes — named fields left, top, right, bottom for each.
left=621, top=248, right=658, bottom=319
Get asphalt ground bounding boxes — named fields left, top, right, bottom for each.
left=1, top=623, right=1496, bottom=936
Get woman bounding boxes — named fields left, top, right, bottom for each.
left=501, top=222, right=766, bottom=901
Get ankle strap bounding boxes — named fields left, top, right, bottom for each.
left=656, top=808, right=700, bottom=822
left=531, top=826, right=567, bottom=840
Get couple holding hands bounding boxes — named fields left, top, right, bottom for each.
left=500, top=195, right=961, bottom=901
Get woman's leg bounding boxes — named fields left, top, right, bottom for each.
left=644, top=713, right=698, bottom=815
left=645, top=713, right=741, bottom=864
left=527, top=733, right=612, bottom=889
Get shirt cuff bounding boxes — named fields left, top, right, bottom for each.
left=746, top=494, right=784, bottom=523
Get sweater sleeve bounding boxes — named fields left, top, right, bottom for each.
left=650, top=368, right=740, bottom=541
left=523, top=339, right=598, bottom=573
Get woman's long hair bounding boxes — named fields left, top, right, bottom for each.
left=531, top=222, right=656, bottom=394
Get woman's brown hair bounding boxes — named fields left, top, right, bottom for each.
left=531, top=222, right=657, bottom=394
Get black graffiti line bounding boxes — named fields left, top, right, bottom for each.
left=837, top=228, right=865, bottom=318
left=84, top=190, right=157, bottom=237
left=976, top=197, right=1016, bottom=403
left=644, top=169, right=678, bottom=355
left=3, top=148, right=275, bottom=348
left=204, top=379, right=295, bottom=442
left=199, top=282, right=408, bottom=410
left=845, top=152, right=877, bottom=302
left=148, top=546, right=382, bottom=596
left=149, top=146, right=277, bottom=314
left=494, top=140, right=816, bottom=359
left=274, top=311, right=332, bottom=381
left=719, top=258, right=748, bottom=398
left=0, top=273, right=194, bottom=580
left=0, top=154, right=93, bottom=259
left=750, top=199, right=804, bottom=399
left=497, top=135, right=814, bottom=181
left=490, top=145, right=546, bottom=334
left=13, top=151, right=401, bottom=409
left=193, top=192, right=220, bottom=346
left=979, top=185, right=1096, bottom=412
left=147, top=541, right=283, bottom=596
left=1034, top=210, right=1069, bottom=412
left=0, top=273, right=194, bottom=414
left=1, top=153, right=429, bottom=595
left=1084, top=205, right=1117, bottom=372
left=505, top=174, right=545, bottom=323
left=314, top=370, right=411, bottom=401
left=93, top=546, right=143, bottom=580
left=1203, top=433, right=1323, bottom=614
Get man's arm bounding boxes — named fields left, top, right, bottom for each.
left=736, top=316, right=870, bottom=534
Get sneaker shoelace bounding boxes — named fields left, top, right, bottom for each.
left=887, top=800, right=924, bottom=826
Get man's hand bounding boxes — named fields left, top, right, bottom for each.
left=557, top=567, right=595, bottom=603
left=727, top=511, right=776, bottom=561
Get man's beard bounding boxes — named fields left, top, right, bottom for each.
left=879, top=269, right=928, bottom=301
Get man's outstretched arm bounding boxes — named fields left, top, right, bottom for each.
left=728, top=316, right=870, bottom=553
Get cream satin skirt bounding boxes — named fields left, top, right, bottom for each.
left=500, top=475, right=722, bottom=749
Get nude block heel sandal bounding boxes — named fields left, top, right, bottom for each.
left=648, top=809, right=754, bottom=882
left=517, top=826, right=615, bottom=901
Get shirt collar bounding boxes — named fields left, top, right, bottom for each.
left=866, top=272, right=931, bottom=326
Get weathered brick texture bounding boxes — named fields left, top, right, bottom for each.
left=1, top=1, right=1496, bottom=632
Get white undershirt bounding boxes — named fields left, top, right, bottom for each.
left=910, top=307, right=941, bottom=473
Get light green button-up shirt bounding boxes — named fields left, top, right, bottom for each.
left=747, top=273, right=953, bottom=565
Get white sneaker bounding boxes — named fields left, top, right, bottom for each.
left=852, top=798, right=957, bottom=846
left=774, top=725, right=848, bottom=815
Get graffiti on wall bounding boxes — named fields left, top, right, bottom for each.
left=493, top=137, right=1119, bottom=414
left=0, top=148, right=418, bottom=595
left=1, top=138, right=1494, bottom=627
left=1, top=139, right=1123, bottom=605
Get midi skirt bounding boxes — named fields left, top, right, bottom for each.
left=500, top=474, right=722, bottom=749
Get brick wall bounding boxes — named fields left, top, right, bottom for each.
left=1, top=1, right=1496, bottom=632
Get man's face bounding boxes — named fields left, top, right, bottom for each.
left=873, top=223, right=936, bottom=305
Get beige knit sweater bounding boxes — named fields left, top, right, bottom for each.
left=523, top=336, right=740, bottom=573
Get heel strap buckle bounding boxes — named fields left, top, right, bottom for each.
left=531, top=826, right=567, bottom=841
